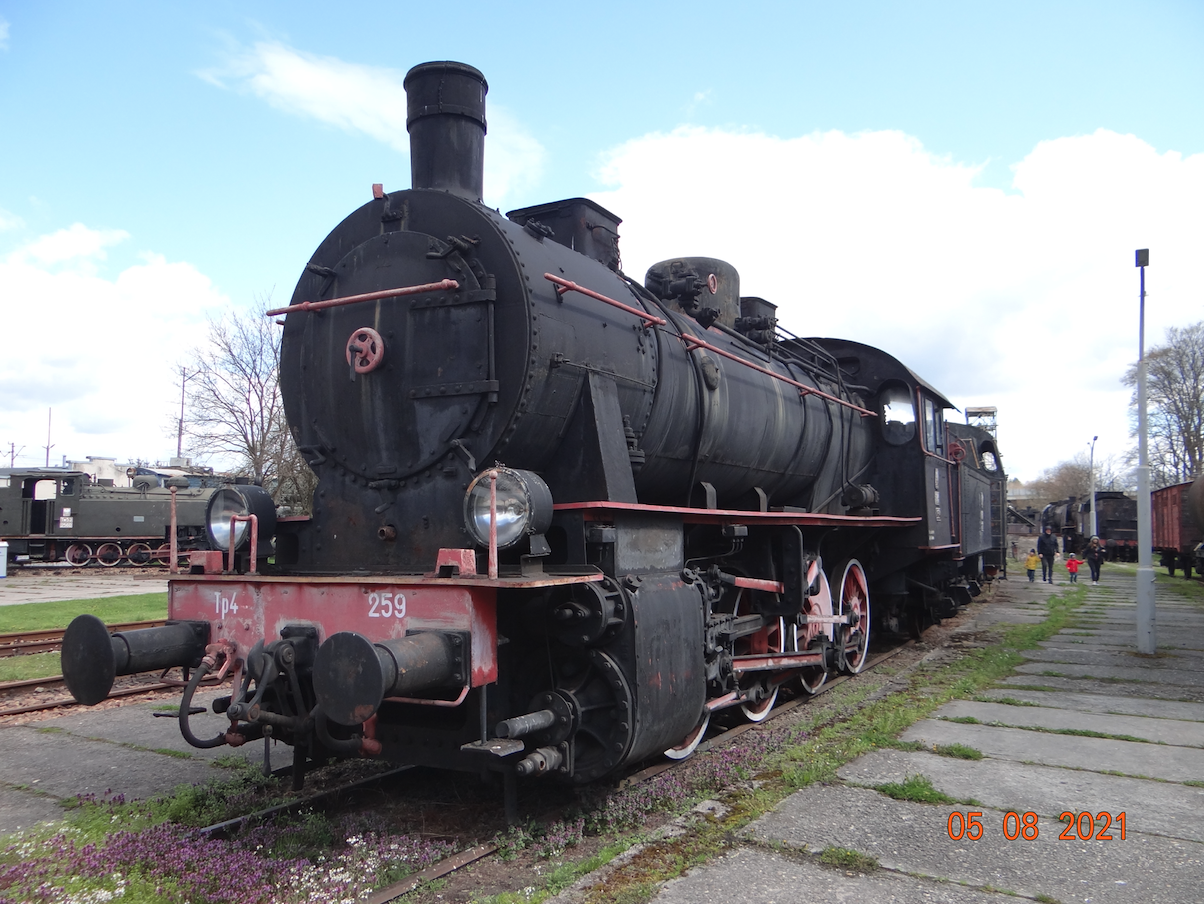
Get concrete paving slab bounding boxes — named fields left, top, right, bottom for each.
left=980, top=688, right=1204, bottom=722
left=749, top=784, right=1204, bottom=904
left=0, top=725, right=218, bottom=806
left=900, top=719, right=1204, bottom=782
left=1020, top=646, right=1204, bottom=671
left=972, top=610, right=1047, bottom=625
left=0, top=568, right=167, bottom=606
left=837, top=747, right=1204, bottom=843
left=650, top=844, right=1015, bottom=904
left=933, top=699, right=1204, bottom=746
left=1014, top=660, right=1204, bottom=687
left=35, top=693, right=295, bottom=772
left=0, top=786, right=69, bottom=835
left=1049, top=631, right=1204, bottom=651
left=1000, top=674, right=1204, bottom=702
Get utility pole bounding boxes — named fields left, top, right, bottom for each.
left=178, top=367, right=188, bottom=459
left=1135, top=249, right=1155, bottom=654
left=43, top=409, right=54, bottom=468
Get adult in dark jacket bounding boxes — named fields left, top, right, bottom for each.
left=1037, top=526, right=1059, bottom=583
left=1083, top=536, right=1106, bottom=585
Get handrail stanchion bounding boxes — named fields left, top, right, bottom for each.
left=488, top=470, right=499, bottom=580
left=169, top=486, right=179, bottom=575
left=227, top=514, right=260, bottom=574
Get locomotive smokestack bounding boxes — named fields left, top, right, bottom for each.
left=404, top=61, right=488, bottom=201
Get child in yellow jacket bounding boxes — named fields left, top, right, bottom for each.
left=1024, top=549, right=1040, bottom=583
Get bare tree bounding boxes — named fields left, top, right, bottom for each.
left=1029, top=455, right=1093, bottom=504
left=1124, top=321, right=1204, bottom=488
left=1028, top=453, right=1131, bottom=506
left=182, top=298, right=317, bottom=513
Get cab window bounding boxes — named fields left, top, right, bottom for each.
left=922, top=396, right=944, bottom=455
left=880, top=385, right=916, bottom=445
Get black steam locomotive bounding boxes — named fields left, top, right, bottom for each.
left=1, top=468, right=214, bottom=567
left=1041, top=491, right=1138, bottom=561
left=63, top=62, right=1005, bottom=794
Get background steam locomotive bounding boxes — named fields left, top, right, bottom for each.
left=1, top=468, right=215, bottom=567
left=1041, top=492, right=1139, bottom=562
left=63, top=62, right=1006, bottom=795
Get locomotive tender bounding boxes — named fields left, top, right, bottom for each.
left=63, top=62, right=1005, bottom=792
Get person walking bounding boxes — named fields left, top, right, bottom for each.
left=1065, top=553, right=1082, bottom=583
left=1024, top=548, right=1040, bottom=582
left=1037, top=526, right=1059, bottom=583
left=1083, top=536, right=1106, bottom=585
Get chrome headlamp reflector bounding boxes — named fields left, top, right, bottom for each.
left=463, top=467, right=553, bottom=550
left=205, top=485, right=278, bottom=553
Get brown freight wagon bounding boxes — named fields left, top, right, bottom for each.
left=1152, top=479, right=1204, bottom=577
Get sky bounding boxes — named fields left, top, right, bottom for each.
left=1, top=1, right=1202, bottom=482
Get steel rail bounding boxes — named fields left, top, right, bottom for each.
left=368, top=639, right=914, bottom=903
left=0, top=620, right=167, bottom=658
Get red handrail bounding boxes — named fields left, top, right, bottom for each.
left=545, top=273, right=874, bottom=418
left=544, top=273, right=666, bottom=327
left=265, top=279, right=461, bottom=317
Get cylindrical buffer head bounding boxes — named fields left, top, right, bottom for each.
left=313, top=631, right=460, bottom=726
left=62, top=615, right=208, bottom=706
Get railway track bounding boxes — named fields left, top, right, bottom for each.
left=185, top=640, right=913, bottom=904
left=0, top=619, right=196, bottom=718
left=0, top=620, right=166, bottom=658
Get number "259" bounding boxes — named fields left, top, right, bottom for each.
left=368, top=591, right=406, bottom=618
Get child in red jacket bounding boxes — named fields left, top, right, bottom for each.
left=1065, top=554, right=1082, bottom=583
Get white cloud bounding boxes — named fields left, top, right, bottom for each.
left=199, top=41, right=544, bottom=205
left=591, top=127, right=1204, bottom=480
left=0, top=208, right=23, bottom=231
left=0, top=18, right=9, bottom=51
left=7, top=222, right=130, bottom=271
left=0, top=236, right=229, bottom=466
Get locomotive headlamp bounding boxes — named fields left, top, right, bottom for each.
left=463, top=467, right=553, bottom=550
left=205, top=485, right=278, bottom=554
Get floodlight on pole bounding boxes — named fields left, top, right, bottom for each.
left=1135, top=248, right=1155, bottom=654
left=1089, top=435, right=1098, bottom=539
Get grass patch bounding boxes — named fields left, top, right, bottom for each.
left=933, top=743, right=984, bottom=760
left=874, top=774, right=956, bottom=804
left=1183, top=780, right=1204, bottom=788
left=944, top=715, right=980, bottom=724
left=1047, top=728, right=1150, bottom=743
left=0, top=593, right=167, bottom=632
left=150, top=747, right=194, bottom=759
left=818, top=846, right=879, bottom=873
left=973, top=695, right=1041, bottom=707
left=0, top=651, right=61, bottom=682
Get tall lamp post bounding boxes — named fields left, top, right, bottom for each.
left=1089, top=435, right=1098, bottom=539
left=1135, top=249, right=1155, bottom=654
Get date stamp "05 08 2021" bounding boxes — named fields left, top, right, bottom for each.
left=947, top=811, right=1127, bottom=842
